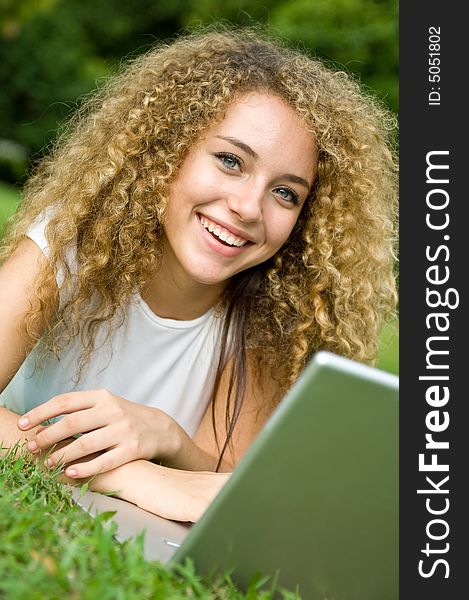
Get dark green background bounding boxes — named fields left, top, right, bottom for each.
left=0, top=0, right=397, bottom=183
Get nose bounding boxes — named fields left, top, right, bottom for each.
left=226, top=182, right=263, bottom=223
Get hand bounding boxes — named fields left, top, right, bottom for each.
left=16, top=389, right=182, bottom=479
left=85, top=460, right=232, bottom=523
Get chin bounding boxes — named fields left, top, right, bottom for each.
left=192, top=271, right=232, bottom=287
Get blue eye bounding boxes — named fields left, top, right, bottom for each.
left=275, top=187, right=299, bottom=206
left=215, top=152, right=241, bottom=171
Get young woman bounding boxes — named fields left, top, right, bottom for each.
left=0, top=28, right=397, bottom=522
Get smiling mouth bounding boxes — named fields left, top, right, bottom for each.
left=198, top=214, right=250, bottom=248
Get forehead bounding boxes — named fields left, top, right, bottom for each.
left=212, top=91, right=312, bottom=139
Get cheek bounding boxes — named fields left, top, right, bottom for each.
left=266, top=212, right=301, bottom=251
left=169, top=169, right=221, bottom=210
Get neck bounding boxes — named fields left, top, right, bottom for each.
left=142, top=261, right=226, bottom=321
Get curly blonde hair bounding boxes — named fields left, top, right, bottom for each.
left=1, top=26, right=397, bottom=400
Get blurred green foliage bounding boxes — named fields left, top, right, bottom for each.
left=0, top=180, right=20, bottom=231
left=0, top=0, right=397, bottom=183
left=376, top=318, right=399, bottom=375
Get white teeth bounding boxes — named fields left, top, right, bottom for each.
left=199, top=215, right=247, bottom=247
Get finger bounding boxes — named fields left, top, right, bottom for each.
left=35, top=424, right=50, bottom=435
left=32, top=409, right=111, bottom=453
left=17, top=391, right=98, bottom=430
left=46, top=428, right=113, bottom=467
left=25, top=423, right=52, bottom=454
left=64, top=447, right=132, bottom=479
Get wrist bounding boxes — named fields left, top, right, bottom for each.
left=157, top=415, right=184, bottom=463
left=87, top=460, right=151, bottom=499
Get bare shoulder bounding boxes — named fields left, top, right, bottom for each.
left=0, top=237, right=57, bottom=392
left=0, top=236, right=50, bottom=275
left=0, top=235, right=57, bottom=316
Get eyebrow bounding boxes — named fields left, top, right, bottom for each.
left=216, top=136, right=258, bottom=159
left=216, top=135, right=311, bottom=190
left=282, top=174, right=311, bottom=190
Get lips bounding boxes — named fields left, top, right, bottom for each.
left=197, top=214, right=252, bottom=248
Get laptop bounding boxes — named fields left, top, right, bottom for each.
left=71, top=351, right=399, bottom=599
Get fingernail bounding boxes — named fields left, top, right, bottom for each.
left=27, top=440, right=38, bottom=452
left=66, top=468, right=78, bottom=478
left=18, top=417, right=30, bottom=429
left=46, top=458, right=54, bottom=468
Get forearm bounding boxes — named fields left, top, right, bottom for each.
left=165, top=423, right=233, bottom=472
left=73, top=459, right=230, bottom=523
left=87, top=461, right=156, bottom=509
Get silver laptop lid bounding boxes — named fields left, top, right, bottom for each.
left=173, top=351, right=398, bottom=599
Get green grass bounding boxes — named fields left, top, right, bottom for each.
left=0, top=181, right=21, bottom=234
left=376, top=318, right=399, bottom=375
left=0, top=445, right=300, bottom=600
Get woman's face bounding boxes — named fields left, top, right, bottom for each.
left=163, top=92, right=318, bottom=291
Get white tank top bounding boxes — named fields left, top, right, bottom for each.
left=0, top=217, right=223, bottom=436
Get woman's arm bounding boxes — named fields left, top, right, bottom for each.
left=43, top=438, right=230, bottom=523
left=0, top=238, right=57, bottom=447
left=17, top=389, right=222, bottom=476
left=77, top=460, right=231, bottom=523
left=19, top=352, right=280, bottom=477
left=54, top=436, right=229, bottom=522
left=66, top=358, right=277, bottom=521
